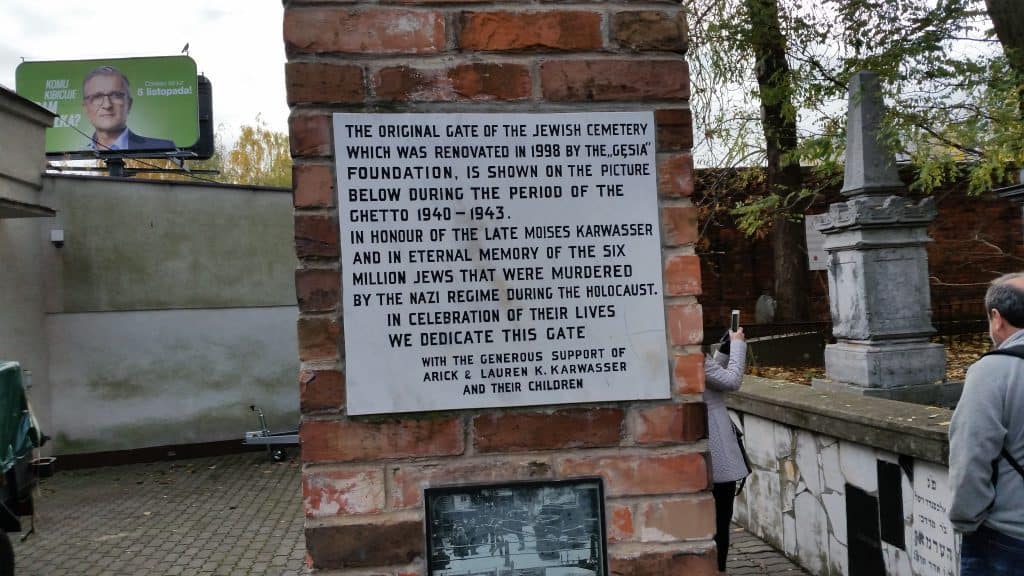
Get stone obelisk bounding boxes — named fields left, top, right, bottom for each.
left=812, top=71, right=951, bottom=405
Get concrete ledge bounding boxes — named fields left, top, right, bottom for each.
left=812, top=377, right=963, bottom=408
left=727, top=376, right=952, bottom=465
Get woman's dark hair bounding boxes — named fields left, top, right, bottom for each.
left=986, top=273, right=1024, bottom=328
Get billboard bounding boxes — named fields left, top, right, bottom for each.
left=15, top=56, right=200, bottom=156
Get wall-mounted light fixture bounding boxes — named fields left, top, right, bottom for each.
left=50, top=229, right=64, bottom=247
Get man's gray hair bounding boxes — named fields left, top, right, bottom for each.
left=82, top=65, right=132, bottom=99
left=986, top=272, right=1024, bottom=328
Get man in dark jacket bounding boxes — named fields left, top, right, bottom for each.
left=82, top=65, right=175, bottom=152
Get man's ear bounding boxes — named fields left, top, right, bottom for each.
left=991, top=308, right=1008, bottom=331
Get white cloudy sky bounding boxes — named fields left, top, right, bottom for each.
left=0, top=1, right=289, bottom=143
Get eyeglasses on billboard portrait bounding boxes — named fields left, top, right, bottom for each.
left=83, top=91, right=128, bottom=106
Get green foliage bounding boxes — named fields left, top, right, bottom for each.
left=732, top=186, right=817, bottom=235
left=222, top=116, right=292, bottom=187
left=686, top=0, right=1024, bottom=231
left=122, top=117, right=292, bottom=187
left=193, top=115, right=292, bottom=187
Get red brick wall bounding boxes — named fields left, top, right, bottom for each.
left=284, top=2, right=714, bottom=574
left=698, top=183, right=1024, bottom=329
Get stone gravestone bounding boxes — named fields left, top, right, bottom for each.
left=813, top=71, right=954, bottom=405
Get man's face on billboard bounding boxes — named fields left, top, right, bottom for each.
left=82, top=73, right=131, bottom=134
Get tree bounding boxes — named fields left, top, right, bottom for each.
left=212, top=115, right=292, bottom=187
left=126, top=116, right=292, bottom=187
left=985, top=0, right=1024, bottom=115
left=686, top=0, right=1021, bottom=320
left=744, top=0, right=808, bottom=321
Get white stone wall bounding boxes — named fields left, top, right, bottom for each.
left=732, top=412, right=957, bottom=576
left=47, top=307, right=298, bottom=452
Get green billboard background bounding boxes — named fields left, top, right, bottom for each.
left=15, top=55, right=199, bottom=155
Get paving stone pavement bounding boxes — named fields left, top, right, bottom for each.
left=8, top=451, right=807, bottom=576
left=727, top=524, right=812, bottom=575
left=11, top=452, right=308, bottom=576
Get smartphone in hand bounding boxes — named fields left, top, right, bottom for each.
left=730, top=309, right=740, bottom=332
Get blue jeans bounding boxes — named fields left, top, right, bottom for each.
left=961, top=525, right=1024, bottom=576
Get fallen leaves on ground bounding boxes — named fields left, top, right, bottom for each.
left=749, top=333, right=991, bottom=386
left=943, top=333, right=990, bottom=381
left=748, top=365, right=825, bottom=386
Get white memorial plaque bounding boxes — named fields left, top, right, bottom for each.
left=334, top=112, right=670, bottom=415
left=911, top=461, right=958, bottom=576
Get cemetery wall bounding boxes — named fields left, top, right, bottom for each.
left=728, top=377, right=957, bottom=576
left=699, top=184, right=1023, bottom=328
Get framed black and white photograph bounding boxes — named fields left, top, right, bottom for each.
left=425, top=478, right=608, bottom=576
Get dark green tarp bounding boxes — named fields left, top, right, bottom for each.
left=0, top=362, right=41, bottom=473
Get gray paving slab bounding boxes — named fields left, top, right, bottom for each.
left=11, top=452, right=308, bottom=576
left=727, top=524, right=811, bottom=575
left=8, top=452, right=808, bottom=576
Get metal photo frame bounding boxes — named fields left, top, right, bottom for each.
left=424, top=478, right=608, bottom=576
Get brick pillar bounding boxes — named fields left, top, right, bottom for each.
left=285, top=2, right=710, bottom=574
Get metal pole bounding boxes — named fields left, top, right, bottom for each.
left=105, top=158, right=125, bottom=177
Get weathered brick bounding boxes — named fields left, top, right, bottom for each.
left=390, top=458, right=554, bottom=509
left=460, top=11, right=603, bottom=51
left=306, top=518, right=422, bottom=569
left=473, top=408, right=624, bottom=453
left=666, top=304, right=703, bottom=346
left=541, top=60, right=688, bottom=101
left=558, top=452, right=707, bottom=496
left=613, top=11, right=688, bottom=52
left=293, top=164, right=336, bottom=209
left=374, top=63, right=531, bottom=102
left=300, top=368, right=345, bottom=413
left=654, top=108, right=694, bottom=151
left=289, top=114, right=332, bottom=158
left=673, top=352, right=705, bottom=395
left=662, top=204, right=698, bottom=246
left=374, top=67, right=440, bottom=102
left=449, top=63, right=532, bottom=100
left=664, top=254, right=701, bottom=296
left=608, top=504, right=635, bottom=543
left=632, top=403, right=706, bottom=444
left=296, top=268, right=340, bottom=313
left=297, top=316, right=341, bottom=362
left=303, top=467, right=384, bottom=517
left=301, top=418, right=464, bottom=463
left=609, top=546, right=717, bottom=576
left=284, top=8, right=445, bottom=54
left=638, top=496, right=715, bottom=541
left=658, top=153, right=694, bottom=197
left=286, top=62, right=364, bottom=105
left=295, top=213, right=340, bottom=259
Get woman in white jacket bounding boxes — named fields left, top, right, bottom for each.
left=704, top=328, right=749, bottom=573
